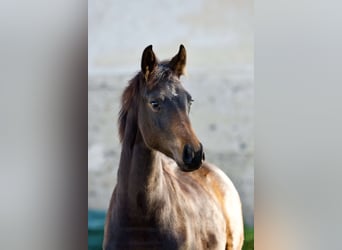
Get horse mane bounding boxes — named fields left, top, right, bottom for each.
left=118, top=73, right=141, bottom=143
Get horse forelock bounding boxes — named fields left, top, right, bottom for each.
left=147, top=62, right=180, bottom=88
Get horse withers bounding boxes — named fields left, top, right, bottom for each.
left=103, top=45, right=244, bottom=250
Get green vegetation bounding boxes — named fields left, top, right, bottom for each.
left=242, top=226, right=254, bottom=250
left=88, top=210, right=105, bottom=250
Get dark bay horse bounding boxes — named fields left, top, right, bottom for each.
left=103, top=45, right=244, bottom=250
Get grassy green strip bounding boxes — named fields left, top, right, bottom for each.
left=242, top=226, right=254, bottom=250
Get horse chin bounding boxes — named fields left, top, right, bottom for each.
left=178, top=163, right=203, bottom=172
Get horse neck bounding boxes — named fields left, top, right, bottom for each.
left=116, top=111, right=164, bottom=211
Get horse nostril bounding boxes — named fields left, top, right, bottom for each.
left=182, top=143, right=204, bottom=171
left=183, top=144, right=194, bottom=165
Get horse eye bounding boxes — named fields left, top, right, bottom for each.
left=150, top=100, right=160, bottom=111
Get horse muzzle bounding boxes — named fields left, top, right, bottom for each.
left=181, top=143, right=205, bottom=172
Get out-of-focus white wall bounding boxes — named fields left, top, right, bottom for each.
left=89, top=0, right=253, bottom=74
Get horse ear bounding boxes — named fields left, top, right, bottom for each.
left=169, top=44, right=186, bottom=77
left=141, top=45, right=157, bottom=80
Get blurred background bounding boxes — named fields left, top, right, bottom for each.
left=2, top=0, right=342, bottom=249
left=88, top=0, right=253, bottom=248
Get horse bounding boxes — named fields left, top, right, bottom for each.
left=103, top=45, right=244, bottom=250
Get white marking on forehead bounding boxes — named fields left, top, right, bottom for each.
left=157, top=86, right=177, bottom=100
left=151, top=66, right=179, bottom=99
left=159, top=89, right=166, bottom=101
left=168, top=85, right=178, bottom=97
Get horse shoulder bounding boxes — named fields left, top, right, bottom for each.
left=197, top=162, right=244, bottom=250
